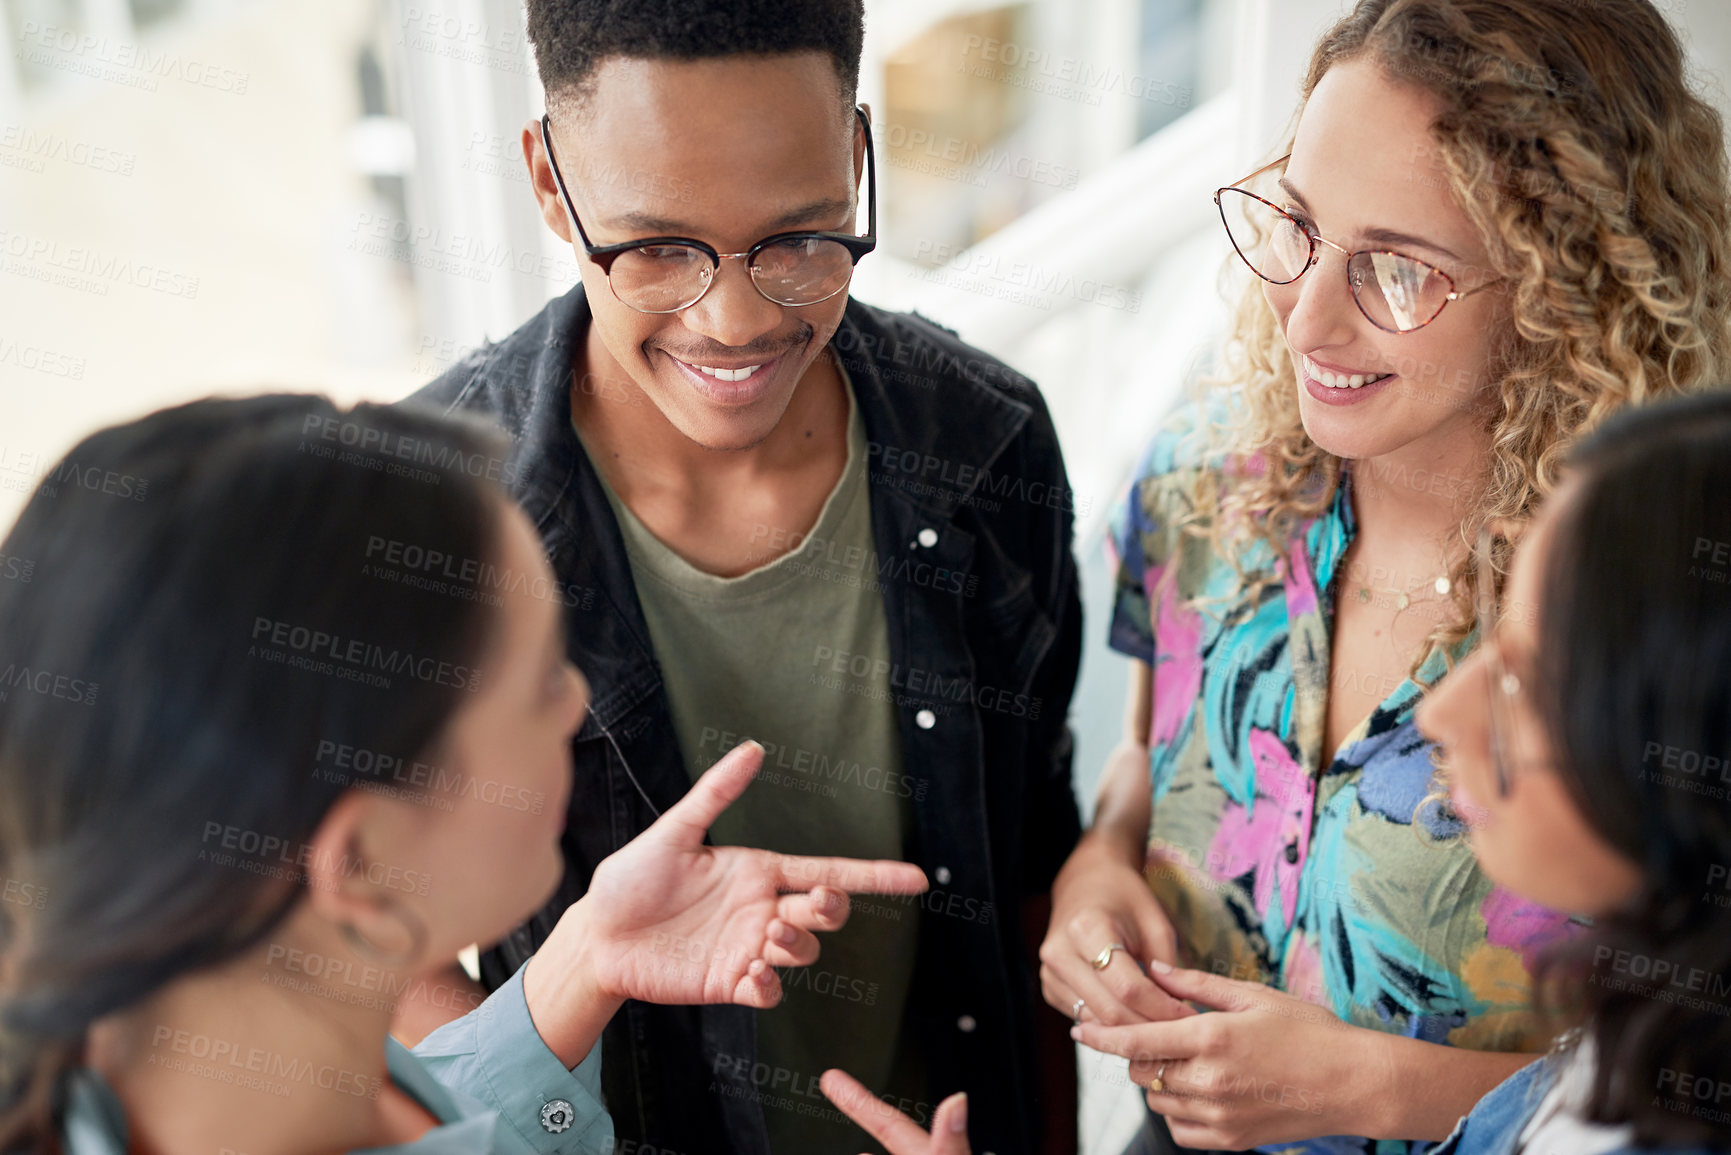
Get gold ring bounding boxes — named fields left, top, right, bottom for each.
left=1091, top=943, right=1127, bottom=970
left=1148, top=1062, right=1168, bottom=1094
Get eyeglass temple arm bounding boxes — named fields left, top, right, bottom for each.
left=853, top=105, right=877, bottom=246
left=1224, top=152, right=1292, bottom=189
left=540, top=113, right=597, bottom=252
left=1449, top=278, right=1501, bottom=301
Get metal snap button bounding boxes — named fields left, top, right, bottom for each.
left=541, top=1099, right=576, bottom=1133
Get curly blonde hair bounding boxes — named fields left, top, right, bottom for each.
left=1183, top=0, right=1731, bottom=675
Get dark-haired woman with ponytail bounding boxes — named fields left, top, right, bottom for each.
left=0, top=396, right=926, bottom=1154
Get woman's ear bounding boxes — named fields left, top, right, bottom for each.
left=301, top=790, right=428, bottom=968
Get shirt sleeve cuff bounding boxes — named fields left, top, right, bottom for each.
left=416, top=963, right=615, bottom=1153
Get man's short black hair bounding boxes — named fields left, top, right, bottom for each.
left=526, top=0, right=865, bottom=112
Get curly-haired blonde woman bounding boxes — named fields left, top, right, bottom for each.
left=1034, top=1, right=1731, bottom=1152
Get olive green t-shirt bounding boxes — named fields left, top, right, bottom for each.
left=578, top=369, right=924, bottom=1154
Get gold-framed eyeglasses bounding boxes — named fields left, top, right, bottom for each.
left=1214, top=155, right=1500, bottom=334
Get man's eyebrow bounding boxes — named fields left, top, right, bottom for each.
left=602, top=198, right=856, bottom=237
left=1277, top=176, right=1462, bottom=263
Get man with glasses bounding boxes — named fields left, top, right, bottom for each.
left=399, top=3, right=1084, bottom=1154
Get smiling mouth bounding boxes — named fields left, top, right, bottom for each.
left=1305, top=356, right=1395, bottom=390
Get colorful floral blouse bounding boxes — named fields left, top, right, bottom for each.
left=1107, top=406, right=1579, bottom=1155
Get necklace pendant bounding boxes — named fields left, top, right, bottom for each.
left=1396, top=592, right=1410, bottom=610
left=1357, top=588, right=1371, bottom=603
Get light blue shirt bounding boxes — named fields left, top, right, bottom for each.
left=60, top=964, right=615, bottom=1154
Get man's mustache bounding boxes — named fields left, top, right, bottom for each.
left=651, top=324, right=814, bottom=364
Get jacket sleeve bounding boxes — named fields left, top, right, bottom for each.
left=1013, top=383, right=1085, bottom=897
left=410, top=963, right=616, bottom=1154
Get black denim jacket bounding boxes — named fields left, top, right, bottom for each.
left=408, top=285, right=1083, bottom=1155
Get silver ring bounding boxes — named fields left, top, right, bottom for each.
left=1070, top=997, right=1086, bottom=1022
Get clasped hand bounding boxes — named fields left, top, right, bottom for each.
left=1072, top=961, right=1367, bottom=1150
left=820, top=950, right=1366, bottom=1155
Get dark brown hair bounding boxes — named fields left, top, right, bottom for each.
left=1532, top=388, right=1731, bottom=1147
left=0, top=396, right=510, bottom=1152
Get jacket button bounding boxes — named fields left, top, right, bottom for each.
left=935, top=866, right=952, bottom=884
left=916, top=709, right=936, bottom=730
left=918, top=528, right=938, bottom=547
left=957, top=1015, right=976, bottom=1032
left=540, top=1099, right=576, bottom=1133
left=1284, top=841, right=1300, bottom=864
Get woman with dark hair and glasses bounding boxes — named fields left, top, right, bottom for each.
left=0, top=396, right=926, bottom=1154
left=1034, top=0, right=1731, bottom=1152
left=825, top=388, right=1731, bottom=1155
left=1411, top=373, right=1731, bottom=1155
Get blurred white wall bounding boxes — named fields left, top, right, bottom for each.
left=0, top=0, right=418, bottom=523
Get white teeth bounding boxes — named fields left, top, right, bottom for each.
left=693, top=363, right=764, bottom=382
left=1306, top=357, right=1390, bottom=390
